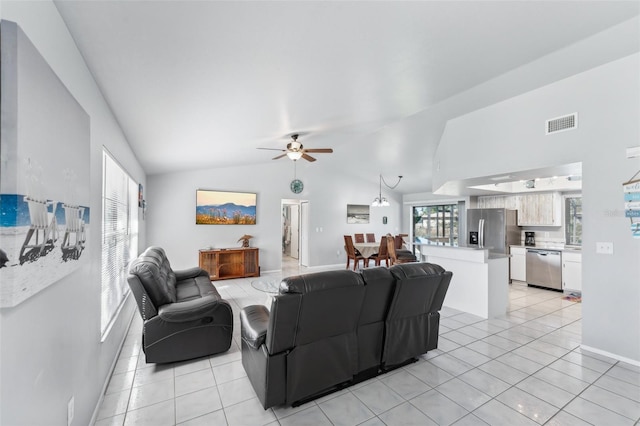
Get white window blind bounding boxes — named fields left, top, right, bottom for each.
left=101, top=150, right=138, bottom=337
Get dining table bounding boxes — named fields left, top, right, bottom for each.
left=353, top=242, right=380, bottom=258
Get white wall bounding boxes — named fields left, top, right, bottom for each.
left=147, top=161, right=402, bottom=271
left=0, top=2, right=146, bottom=425
left=434, top=53, right=640, bottom=362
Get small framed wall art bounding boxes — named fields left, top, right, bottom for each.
left=347, top=204, right=370, bottom=224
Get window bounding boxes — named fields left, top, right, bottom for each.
left=413, top=204, right=459, bottom=246
left=565, top=196, right=582, bottom=246
left=101, top=150, right=138, bottom=337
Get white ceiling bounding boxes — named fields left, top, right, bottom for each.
left=454, top=162, right=583, bottom=195
left=53, top=1, right=639, bottom=194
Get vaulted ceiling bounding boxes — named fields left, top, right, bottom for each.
left=54, top=1, right=639, bottom=194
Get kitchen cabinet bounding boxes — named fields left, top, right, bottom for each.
left=510, top=246, right=527, bottom=282
left=516, top=192, right=562, bottom=226
left=477, top=196, right=506, bottom=208
left=562, top=251, right=582, bottom=292
left=478, top=192, right=562, bottom=226
left=504, top=196, right=518, bottom=210
left=476, top=195, right=518, bottom=210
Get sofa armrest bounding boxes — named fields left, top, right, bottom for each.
left=157, top=294, right=225, bottom=322
left=174, top=267, right=209, bottom=281
left=240, top=305, right=270, bottom=350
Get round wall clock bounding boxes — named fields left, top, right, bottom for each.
left=290, top=179, right=304, bottom=194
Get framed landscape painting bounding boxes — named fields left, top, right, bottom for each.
left=347, top=204, right=370, bottom=224
left=196, top=190, right=257, bottom=225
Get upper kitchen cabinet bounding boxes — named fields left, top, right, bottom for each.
left=476, top=196, right=503, bottom=208
left=476, top=195, right=518, bottom=210
left=477, top=192, right=563, bottom=226
left=517, top=192, right=562, bottom=226
left=472, top=166, right=579, bottom=227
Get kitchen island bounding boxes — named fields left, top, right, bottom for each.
left=415, top=244, right=509, bottom=319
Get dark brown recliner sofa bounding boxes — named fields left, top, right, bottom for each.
left=240, top=262, right=452, bottom=409
left=127, top=246, right=233, bottom=363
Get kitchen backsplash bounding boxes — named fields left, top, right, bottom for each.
left=519, top=228, right=568, bottom=248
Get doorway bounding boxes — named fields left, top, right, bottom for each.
left=282, top=199, right=309, bottom=268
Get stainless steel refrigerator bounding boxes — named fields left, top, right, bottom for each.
left=466, top=208, right=520, bottom=254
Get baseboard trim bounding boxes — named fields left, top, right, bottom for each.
left=580, top=344, right=640, bottom=367
left=89, top=304, right=137, bottom=425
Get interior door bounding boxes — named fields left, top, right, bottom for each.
left=282, top=205, right=290, bottom=256
left=300, top=201, right=310, bottom=267
left=290, top=205, right=299, bottom=259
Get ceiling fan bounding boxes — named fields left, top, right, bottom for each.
left=258, top=134, right=333, bottom=162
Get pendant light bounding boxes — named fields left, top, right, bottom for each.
left=372, top=174, right=402, bottom=207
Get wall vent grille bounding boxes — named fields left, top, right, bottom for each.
left=546, top=113, right=577, bottom=135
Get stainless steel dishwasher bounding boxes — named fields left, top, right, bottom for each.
left=526, top=249, right=562, bottom=290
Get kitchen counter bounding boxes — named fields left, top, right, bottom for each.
left=510, top=245, right=581, bottom=252
left=415, top=244, right=509, bottom=319
left=488, top=253, right=511, bottom=259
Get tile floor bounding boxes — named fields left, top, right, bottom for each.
left=95, top=258, right=640, bottom=426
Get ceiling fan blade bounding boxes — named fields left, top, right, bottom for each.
left=301, top=153, right=317, bottom=162
left=272, top=153, right=288, bottom=160
left=258, top=147, right=286, bottom=151
left=303, top=148, right=333, bottom=153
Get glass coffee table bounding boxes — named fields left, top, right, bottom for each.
left=251, top=279, right=280, bottom=295
left=251, top=279, right=281, bottom=308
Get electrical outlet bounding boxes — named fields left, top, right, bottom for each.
left=596, top=242, right=614, bottom=254
left=67, top=396, right=74, bottom=426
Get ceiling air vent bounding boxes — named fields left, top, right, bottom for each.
left=546, top=113, right=577, bottom=135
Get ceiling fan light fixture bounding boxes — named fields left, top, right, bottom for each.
left=288, top=140, right=302, bottom=151
left=258, top=133, right=332, bottom=162
left=286, top=151, right=303, bottom=161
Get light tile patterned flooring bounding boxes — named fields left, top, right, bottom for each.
left=96, top=258, right=640, bottom=425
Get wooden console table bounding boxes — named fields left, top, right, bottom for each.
left=199, top=247, right=259, bottom=281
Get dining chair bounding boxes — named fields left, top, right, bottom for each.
left=365, top=233, right=376, bottom=243
left=394, top=234, right=414, bottom=256
left=354, top=233, right=365, bottom=243
left=368, top=238, right=389, bottom=267
left=344, top=235, right=367, bottom=270
left=386, top=235, right=417, bottom=266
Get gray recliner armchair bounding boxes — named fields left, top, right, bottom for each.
left=127, top=246, right=233, bottom=363
left=240, top=263, right=452, bottom=409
